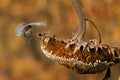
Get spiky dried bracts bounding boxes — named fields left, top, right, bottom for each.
left=37, top=33, right=120, bottom=74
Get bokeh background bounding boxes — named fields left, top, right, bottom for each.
left=0, top=0, right=120, bottom=80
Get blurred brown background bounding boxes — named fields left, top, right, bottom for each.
left=0, top=0, right=120, bottom=80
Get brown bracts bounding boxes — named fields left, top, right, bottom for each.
left=37, top=32, right=120, bottom=76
